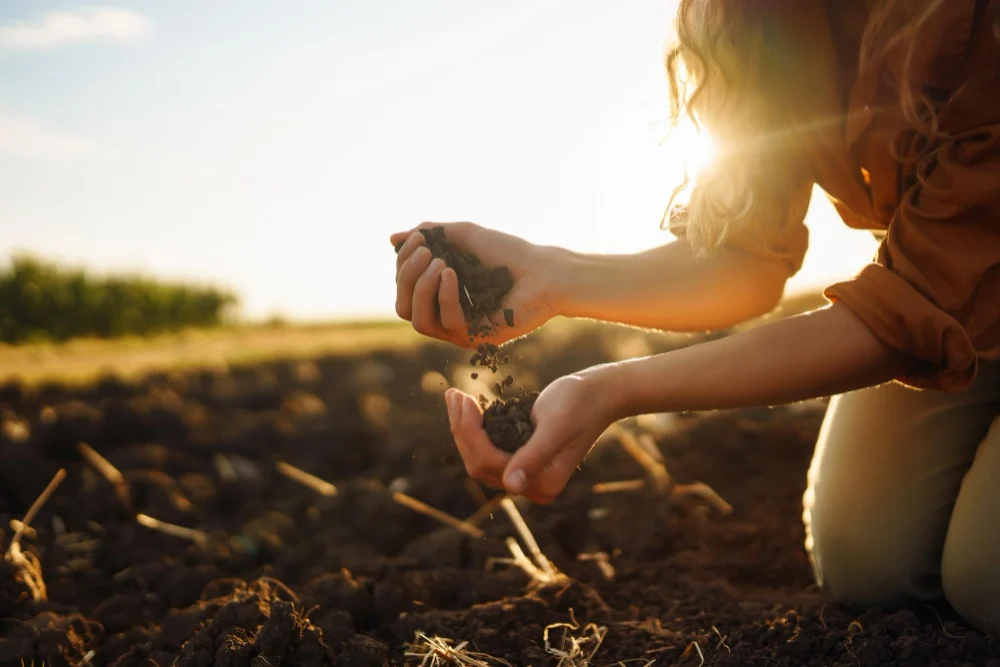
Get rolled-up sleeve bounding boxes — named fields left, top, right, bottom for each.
left=825, top=127, right=1000, bottom=391
left=669, top=178, right=813, bottom=277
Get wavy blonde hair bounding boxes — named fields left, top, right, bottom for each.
left=665, top=0, right=949, bottom=253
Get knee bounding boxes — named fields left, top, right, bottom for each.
left=942, top=535, right=1000, bottom=634
left=805, top=494, right=941, bottom=607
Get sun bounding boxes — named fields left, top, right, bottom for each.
left=669, top=120, right=716, bottom=176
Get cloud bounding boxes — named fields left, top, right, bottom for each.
left=0, top=106, right=101, bottom=162
left=0, top=7, right=150, bottom=53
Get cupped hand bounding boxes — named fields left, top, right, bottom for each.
left=390, top=222, right=565, bottom=348
left=444, top=372, right=617, bottom=504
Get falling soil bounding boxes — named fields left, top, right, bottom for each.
left=469, top=343, right=506, bottom=374
left=400, top=227, right=533, bottom=451
left=1, top=326, right=996, bottom=666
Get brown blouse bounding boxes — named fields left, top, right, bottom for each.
left=718, top=0, right=1000, bottom=391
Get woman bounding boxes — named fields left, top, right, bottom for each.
left=390, top=0, right=1000, bottom=631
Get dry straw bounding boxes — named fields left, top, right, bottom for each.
left=78, top=442, right=131, bottom=509
left=600, top=425, right=733, bottom=515
left=275, top=461, right=338, bottom=497
left=498, top=497, right=563, bottom=585
left=392, top=491, right=485, bottom=539
left=5, top=468, right=67, bottom=601
left=404, top=632, right=513, bottom=667
left=136, top=513, right=208, bottom=546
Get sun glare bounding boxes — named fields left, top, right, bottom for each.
left=671, top=121, right=716, bottom=176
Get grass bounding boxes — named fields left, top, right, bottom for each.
left=0, top=320, right=419, bottom=386
left=0, top=292, right=829, bottom=387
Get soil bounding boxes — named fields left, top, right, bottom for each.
left=469, top=344, right=508, bottom=375
left=418, top=227, right=514, bottom=333
left=1, top=324, right=997, bottom=666
left=409, top=227, right=529, bottom=451
left=482, top=392, right=539, bottom=453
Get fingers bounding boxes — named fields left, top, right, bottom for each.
left=411, top=259, right=446, bottom=335
left=395, top=246, right=432, bottom=320
left=438, top=268, right=467, bottom=335
left=446, top=389, right=510, bottom=489
left=390, top=230, right=412, bottom=249
left=391, top=222, right=475, bottom=255
left=503, top=418, right=578, bottom=499
left=395, top=232, right=426, bottom=274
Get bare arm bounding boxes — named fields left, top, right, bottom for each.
left=554, top=240, right=790, bottom=331
left=593, top=303, right=916, bottom=417
left=445, top=302, right=920, bottom=501
left=392, top=223, right=791, bottom=345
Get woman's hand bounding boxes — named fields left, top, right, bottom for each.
left=391, top=222, right=568, bottom=347
left=444, top=372, right=619, bottom=504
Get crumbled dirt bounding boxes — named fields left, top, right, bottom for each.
left=1, top=324, right=996, bottom=666
left=482, top=392, right=538, bottom=453
left=469, top=343, right=505, bottom=374
left=418, top=226, right=514, bottom=333
left=406, top=227, right=531, bottom=450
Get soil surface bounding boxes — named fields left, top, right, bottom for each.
left=1, top=324, right=997, bottom=666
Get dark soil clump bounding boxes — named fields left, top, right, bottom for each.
left=482, top=392, right=538, bottom=453
left=469, top=343, right=504, bottom=374
left=418, top=226, right=514, bottom=332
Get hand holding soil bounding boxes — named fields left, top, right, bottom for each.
left=394, top=222, right=603, bottom=503
left=390, top=222, right=567, bottom=347
left=445, top=373, right=614, bottom=504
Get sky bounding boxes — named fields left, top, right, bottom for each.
left=0, top=1, right=879, bottom=320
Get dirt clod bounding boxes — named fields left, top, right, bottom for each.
left=482, top=392, right=538, bottom=453
left=469, top=343, right=502, bottom=373
left=419, top=227, right=513, bottom=333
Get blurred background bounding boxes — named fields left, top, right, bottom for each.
left=1, top=0, right=877, bottom=327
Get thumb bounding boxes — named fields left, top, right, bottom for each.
left=502, top=418, right=562, bottom=496
left=456, top=390, right=484, bottom=431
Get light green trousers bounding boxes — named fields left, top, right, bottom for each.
left=803, top=361, right=1000, bottom=633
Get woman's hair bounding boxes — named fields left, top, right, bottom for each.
left=665, top=0, right=948, bottom=253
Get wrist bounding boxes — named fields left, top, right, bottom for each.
left=579, top=361, right=638, bottom=424
left=539, top=248, right=607, bottom=320
left=534, top=245, right=588, bottom=319
left=581, top=353, right=682, bottom=422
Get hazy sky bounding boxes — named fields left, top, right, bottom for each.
left=0, top=1, right=878, bottom=319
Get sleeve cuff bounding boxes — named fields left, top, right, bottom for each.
left=824, top=264, right=978, bottom=391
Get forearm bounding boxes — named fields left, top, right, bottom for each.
left=553, top=241, right=789, bottom=332
left=590, top=304, right=916, bottom=418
